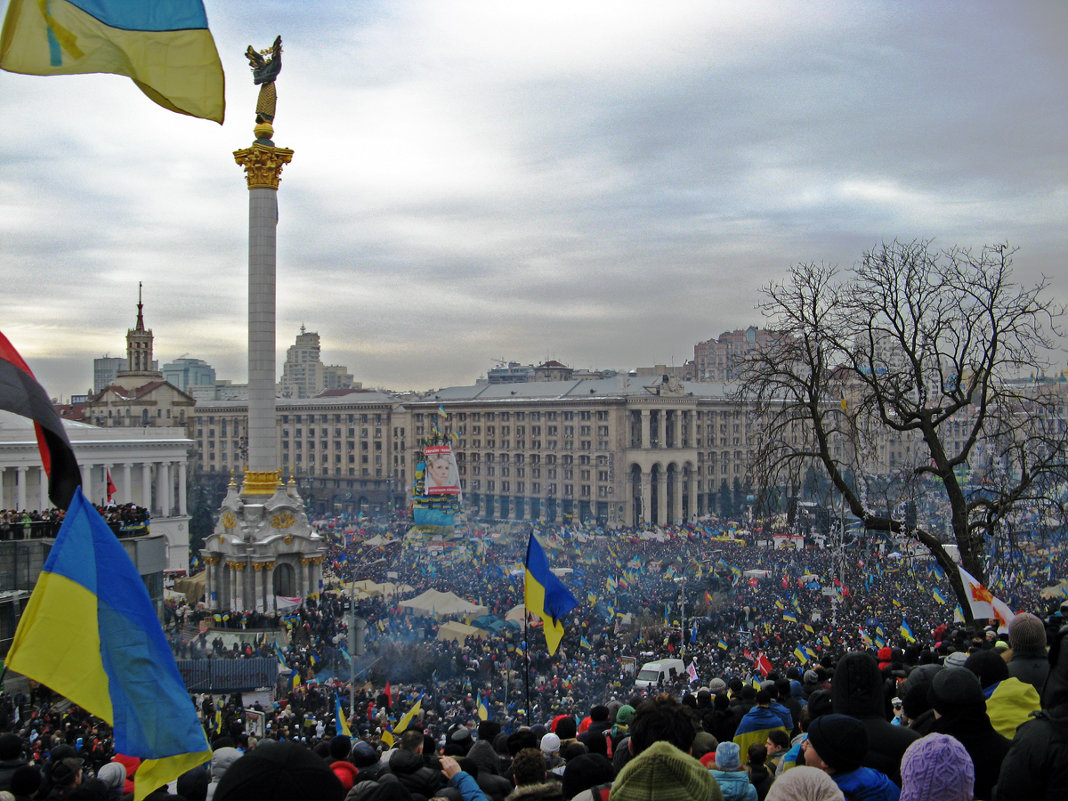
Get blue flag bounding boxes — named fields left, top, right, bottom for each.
left=5, top=488, right=210, bottom=800
left=524, top=534, right=578, bottom=655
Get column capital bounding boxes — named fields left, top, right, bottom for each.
left=234, top=143, right=294, bottom=189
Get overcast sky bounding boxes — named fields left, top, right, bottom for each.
left=2, top=1, right=1065, bottom=401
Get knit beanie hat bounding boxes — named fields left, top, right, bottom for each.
left=964, top=649, right=1009, bottom=689
left=609, top=740, right=722, bottom=801
left=556, top=716, right=578, bottom=740
left=805, top=714, right=867, bottom=773
left=540, top=732, right=562, bottom=755
left=929, top=667, right=984, bottom=716
left=213, top=740, right=345, bottom=801
left=328, top=735, right=351, bottom=760
left=10, top=766, right=41, bottom=798
left=709, top=678, right=727, bottom=694
left=899, top=733, right=974, bottom=801
left=943, top=651, right=969, bottom=669
left=714, top=741, right=741, bottom=771
left=614, top=705, right=636, bottom=726
left=96, top=762, right=127, bottom=790
left=691, top=731, right=718, bottom=759
left=1008, top=613, right=1047, bottom=651
left=561, top=753, right=615, bottom=800
left=765, top=766, right=844, bottom=801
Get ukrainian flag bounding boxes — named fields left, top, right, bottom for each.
left=0, top=0, right=224, bottom=122
left=900, top=619, right=915, bottom=642
left=477, top=693, right=491, bottom=722
left=525, top=534, right=578, bottom=656
left=783, top=612, right=798, bottom=623
left=793, top=647, right=808, bottom=664
left=393, top=693, right=423, bottom=736
left=932, top=588, right=947, bottom=605
left=334, top=693, right=351, bottom=737
left=5, top=488, right=210, bottom=801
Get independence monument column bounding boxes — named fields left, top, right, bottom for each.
left=203, top=37, right=324, bottom=612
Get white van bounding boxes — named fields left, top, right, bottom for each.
left=634, top=658, right=687, bottom=689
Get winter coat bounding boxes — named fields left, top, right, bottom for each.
left=504, top=781, right=565, bottom=801
left=993, top=629, right=1068, bottom=801
left=386, top=749, right=447, bottom=800
left=450, top=770, right=491, bottom=801
left=832, top=766, right=900, bottom=801
left=747, top=763, right=774, bottom=801
left=830, top=652, right=918, bottom=785
left=709, top=769, right=757, bottom=801
left=1006, top=647, right=1050, bottom=695
left=930, top=709, right=1010, bottom=801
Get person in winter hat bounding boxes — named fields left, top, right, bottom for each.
left=765, top=766, right=844, bottom=801
left=803, top=714, right=900, bottom=801
left=608, top=741, right=721, bottom=801
left=709, top=741, right=756, bottom=801
left=898, top=734, right=972, bottom=801
left=927, top=664, right=1008, bottom=801
left=993, top=625, right=1068, bottom=800
left=206, top=747, right=243, bottom=801
left=1005, top=612, right=1049, bottom=693
left=213, top=740, right=344, bottom=801
left=829, top=652, right=917, bottom=785
left=963, top=649, right=1039, bottom=739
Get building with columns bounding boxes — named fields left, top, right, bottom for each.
left=194, top=374, right=755, bottom=527
left=0, top=410, right=193, bottom=571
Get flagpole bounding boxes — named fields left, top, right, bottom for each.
left=524, top=598, right=531, bottom=727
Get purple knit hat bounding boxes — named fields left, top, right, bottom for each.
left=900, top=733, right=974, bottom=801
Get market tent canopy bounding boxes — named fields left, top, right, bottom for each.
left=398, top=589, right=488, bottom=618
left=173, top=572, right=206, bottom=604
left=436, top=621, right=487, bottom=643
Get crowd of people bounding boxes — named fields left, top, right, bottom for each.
left=0, top=503, right=149, bottom=540
left=2, top=512, right=1068, bottom=800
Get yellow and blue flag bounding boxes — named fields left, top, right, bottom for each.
left=0, top=0, right=225, bottom=122
left=477, top=692, right=491, bottom=722
left=334, top=693, right=351, bottom=737
left=5, top=488, right=210, bottom=801
left=900, top=619, right=915, bottom=642
left=932, top=588, right=947, bottom=605
left=525, top=534, right=578, bottom=656
left=393, top=693, right=423, bottom=737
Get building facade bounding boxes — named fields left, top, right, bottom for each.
left=194, top=376, right=761, bottom=527
left=0, top=411, right=192, bottom=572
left=693, top=326, right=776, bottom=383
left=279, top=327, right=355, bottom=399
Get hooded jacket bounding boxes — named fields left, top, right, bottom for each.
left=994, top=628, right=1068, bottom=801
left=830, top=652, right=918, bottom=785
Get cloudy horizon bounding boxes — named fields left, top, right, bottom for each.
left=2, top=1, right=1065, bottom=401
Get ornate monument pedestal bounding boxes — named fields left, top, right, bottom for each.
left=203, top=476, right=323, bottom=612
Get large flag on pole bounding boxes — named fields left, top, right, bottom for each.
left=0, top=0, right=225, bottom=123
left=0, top=331, right=81, bottom=509
left=5, top=488, right=211, bottom=800
left=524, top=534, right=578, bottom=656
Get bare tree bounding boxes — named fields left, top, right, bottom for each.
left=738, top=241, right=1067, bottom=620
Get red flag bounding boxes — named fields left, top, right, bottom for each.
left=0, top=331, right=81, bottom=508
left=755, top=652, right=773, bottom=677
left=384, top=682, right=393, bottom=710
left=106, top=470, right=117, bottom=504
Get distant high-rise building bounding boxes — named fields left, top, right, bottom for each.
left=162, top=357, right=217, bottom=392
left=93, top=356, right=125, bottom=394
left=693, top=326, right=775, bottom=382
left=279, top=326, right=355, bottom=398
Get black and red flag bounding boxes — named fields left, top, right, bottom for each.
left=0, top=331, right=81, bottom=509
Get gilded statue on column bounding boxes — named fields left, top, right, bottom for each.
left=245, top=35, right=282, bottom=124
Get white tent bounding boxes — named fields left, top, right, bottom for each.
left=436, top=621, right=487, bottom=643
left=398, top=588, right=488, bottom=618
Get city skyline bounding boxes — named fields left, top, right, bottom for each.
left=2, top=1, right=1066, bottom=401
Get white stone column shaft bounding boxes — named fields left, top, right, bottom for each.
left=248, top=187, right=279, bottom=474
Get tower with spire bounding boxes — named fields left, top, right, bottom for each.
left=116, top=282, right=164, bottom=390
